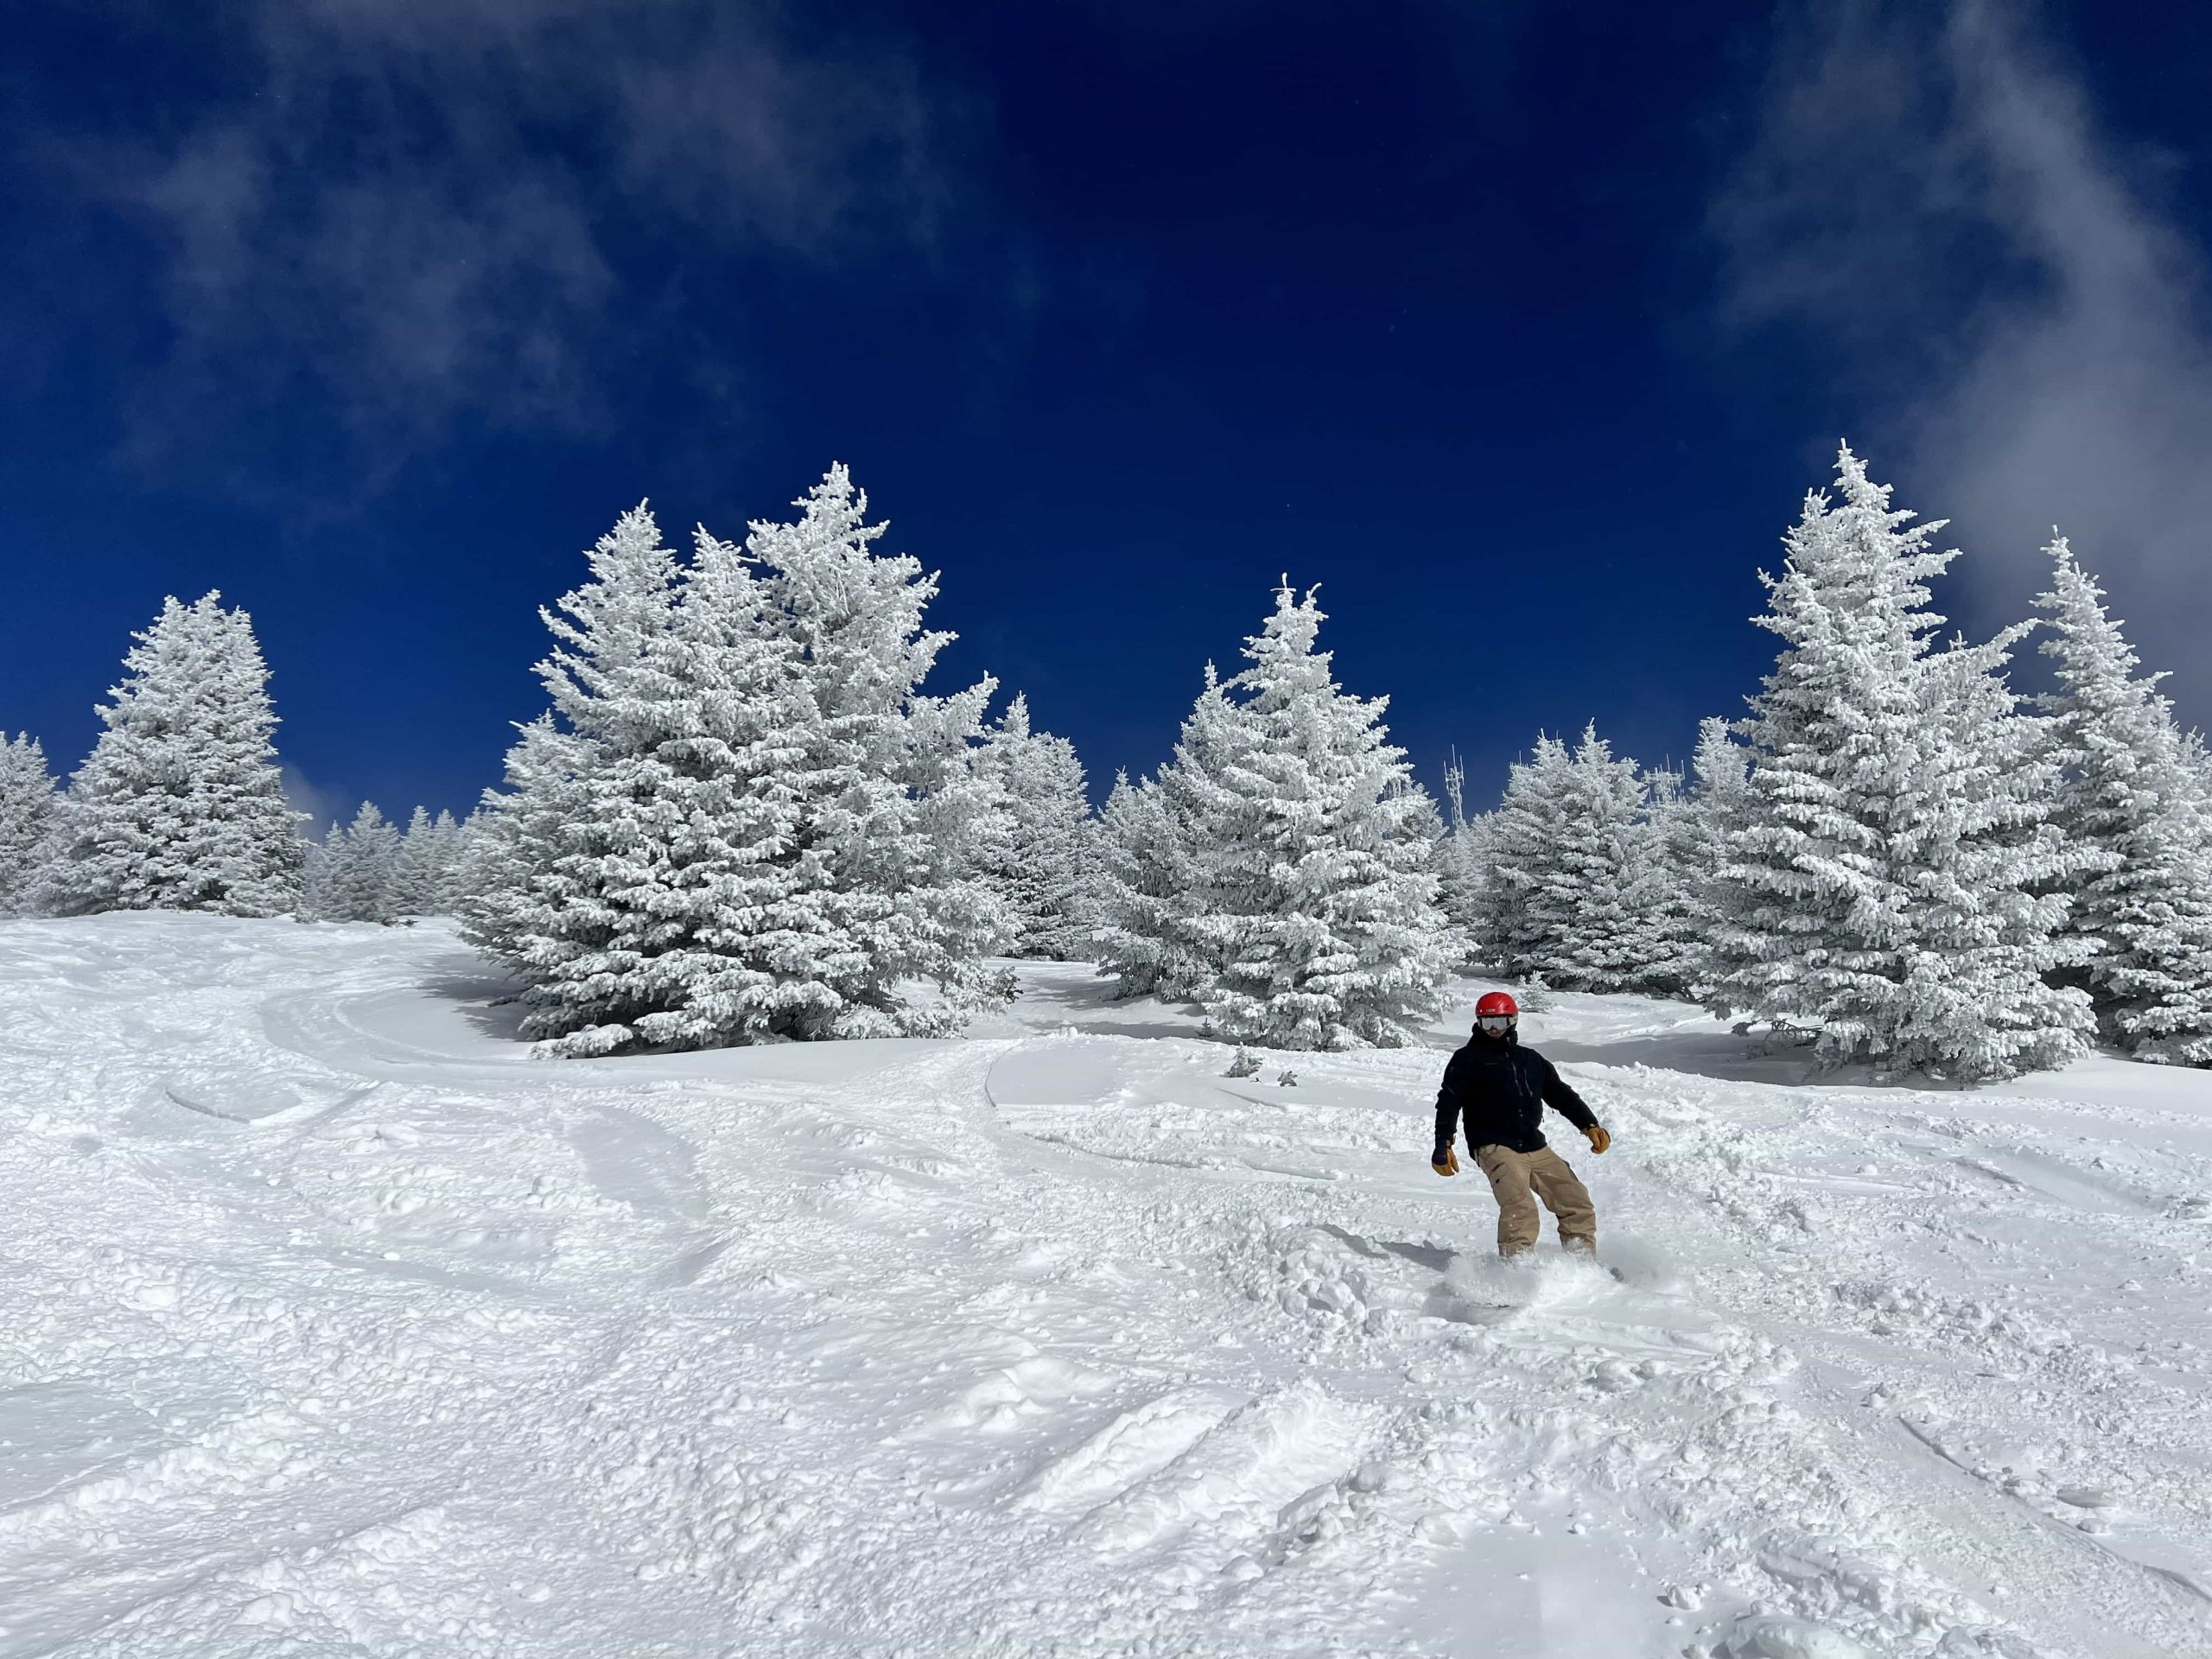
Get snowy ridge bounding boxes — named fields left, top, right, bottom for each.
left=0, top=922, right=2208, bottom=1656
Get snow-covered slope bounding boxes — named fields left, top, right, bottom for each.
left=1, top=918, right=2208, bottom=1658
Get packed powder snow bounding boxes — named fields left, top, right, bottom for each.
left=1, top=916, right=2209, bottom=1656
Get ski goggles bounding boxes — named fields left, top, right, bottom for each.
left=1477, top=1014, right=1516, bottom=1033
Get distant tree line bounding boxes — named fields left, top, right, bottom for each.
left=3, top=447, right=2208, bottom=1074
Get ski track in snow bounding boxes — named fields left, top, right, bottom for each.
left=0, top=918, right=2209, bottom=1656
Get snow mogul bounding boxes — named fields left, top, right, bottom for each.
left=1429, top=991, right=1611, bottom=1257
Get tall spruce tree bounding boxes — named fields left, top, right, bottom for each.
left=1547, top=723, right=1671, bottom=994
left=458, top=714, right=584, bottom=959
left=1662, top=716, right=1756, bottom=996
left=512, top=514, right=889, bottom=1053
left=1090, top=769, right=1206, bottom=999
left=741, top=466, right=1010, bottom=1036
left=1705, top=447, right=2090, bottom=1080
left=1473, top=724, right=1677, bottom=994
left=2035, top=537, right=2212, bottom=1065
left=471, top=472, right=1011, bottom=1053
left=1476, top=733, right=1573, bottom=981
left=0, top=734, right=57, bottom=916
left=36, top=594, right=303, bottom=917
left=977, top=694, right=1091, bottom=959
left=1187, top=582, right=1451, bottom=1049
left=1627, top=760, right=1701, bottom=997
left=1092, top=664, right=1250, bottom=1002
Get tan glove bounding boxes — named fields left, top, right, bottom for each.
left=1583, top=1124, right=1611, bottom=1154
left=1430, top=1146, right=1459, bottom=1177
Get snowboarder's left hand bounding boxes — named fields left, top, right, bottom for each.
left=1583, top=1124, right=1611, bottom=1154
left=1430, top=1146, right=1459, bottom=1177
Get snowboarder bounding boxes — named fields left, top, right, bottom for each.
left=1429, top=991, right=1611, bottom=1257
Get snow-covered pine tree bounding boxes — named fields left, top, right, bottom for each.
left=1541, top=723, right=1671, bottom=993
left=977, top=694, right=1091, bottom=959
left=1189, top=582, right=1452, bottom=1049
left=2035, top=537, right=2212, bottom=1065
left=1683, top=718, right=1751, bottom=882
left=302, top=819, right=344, bottom=918
left=1475, top=733, right=1573, bottom=980
left=480, top=473, right=1013, bottom=1054
left=509, top=512, right=893, bottom=1054
left=1473, top=723, right=1677, bottom=994
left=315, top=803, right=402, bottom=923
left=2181, top=728, right=2212, bottom=810
left=0, top=734, right=58, bottom=916
left=35, top=594, right=303, bottom=917
left=1656, top=716, right=1755, bottom=996
left=422, top=810, right=467, bottom=914
left=385, top=806, right=442, bottom=915
left=456, top=714, right=585, bottom=961
left=1705, top=446, right=2091, bottom=1080
left=1092, top=664, right=1258, bottom=1003
left=1089, top=770, right=1199, bottom=998
left=1630, top=760, right=1702, bottom=997
left=466, top=501, right=696, bottom=1048
left=739, top=465, right=1011, bottom=1036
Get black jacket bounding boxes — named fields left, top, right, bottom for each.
left=1433, top=1033, right=1598, bottom=1156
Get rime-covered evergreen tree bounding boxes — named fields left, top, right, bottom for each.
left=386, top=805, right=461, bottom=916
left=1705, top=447, right=2090, bottom=1080
left=509, top=513, right=893, bottom=1053
left=1474, top=724, right=1676, bottom=994
left=463, top=503, right=685, bottom=1042
left=1628, top=760, right=1701, bottom=997
left=1090, top=770, right=1205, bottom=998
left=1544, top=723, right=1670, bottom=993
left=458, top=714, right=583, bottom=959
left=2036, top=537, right=2212, bottom=1065
left=977, top=694, right=1090, bottom=958
left=313, top=803, right=401, bottom=923
left=421, top=811, right=467, bottom=913
left=35, top=594, right=303, bottom=917
left=302, top=820, right=339, bottom=918
left=1657, top=716, right=1755, bottom=995
left=741, top=466, right=1009, bottom=1035
left=1187, top=583, right=1451, bottom=1049
left=1476, top=734, right=1573, bottom=981
left=1092, top=665, right=1249, bottom=1001
left=1682, top=718, right=1752, bottom=886
left=472, top=473, right=1010, bottom=1053
left=0, top=734, right=57, bottom=916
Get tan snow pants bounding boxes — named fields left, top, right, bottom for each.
left=1474, top=1143, right=1597, bottom=1257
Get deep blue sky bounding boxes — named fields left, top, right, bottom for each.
left=6, top=1, right=2212, bottom=825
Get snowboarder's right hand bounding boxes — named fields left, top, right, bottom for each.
left=1583, top=1124, right=1611, bottom=1154
left=1430, top=1146, right=1459, bottom=1177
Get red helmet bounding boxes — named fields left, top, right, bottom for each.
left=1475, top=991, right=1519, bottom=1019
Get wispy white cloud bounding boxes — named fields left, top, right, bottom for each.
left=1715, top=0, right=2212, bottom=718
left=280, top=763, right=347, bottom=836
left=38, top=0, right=975, bottom=503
